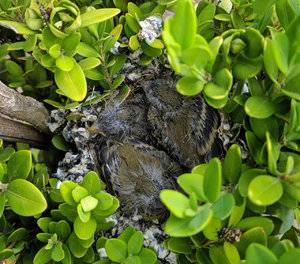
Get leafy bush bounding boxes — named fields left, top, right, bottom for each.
left=0, top=141, right=127, bottom=263
left=2, top=0, right=300, bottom=263
left=160, top=0, right=300, bottom=263
left=97, top=226, right=158, bottom=264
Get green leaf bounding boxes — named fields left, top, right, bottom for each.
left=176, top=76, right=205, bottom=96
left=177, top=173, right=206, bottom=201
left=246, top=243, right=277, bottom=264
left=60, top=181, right=77, bottom=205
left=0, top=20, right=34, bottom=35
left=160, top=190, right=190, bottom=218
left=6, top=179, right=47, bottom=216
left=77, top=204, right=91, bottom=223
left=271, top=240, right=294, bottom=258
left=124, top=256, right=141, bottom=264
left=245, top=131, right=266, bottom=165
left=264, top=38, right=278, bottom=83
left=56, top=56, right=75, bottom=71
left=105, top=238, right=127, bottom=262
left=54, top=62, right=87, bottom=101
left=62, top=32, right=81, bottom=56
left=266, top=132, right=281, bottom=175
left=0, top=193, right=6, bottom=218
left=33, top=247, right=52, bottom=264
left=271, top=31, right=289, bottom=75
left=0, top=147, right=15, bottom=162
left=167, top=0, right=197, bottom=49
left=7, top=150, right=32, bottom=180
left=37, top=217, right=51, bottom=233
left=94, top=191, right=114, bottom=210
left=278, top=248, right=300, bottom=263
left=237, top=217, right=274, bottom=235
left=7, top=227, right=27, bottom=243
left=250, top=117, right=279, bottom=141
left=49, top=44, right=61, bottom=59
left=103, top=24, right=123, bottom=53
left=203, top=217, right=222, bottom=240
left=211, top=192, right=235, bottom=220
left=228, top=198, right=246, bottom=227
left=204, top=68, right=233, bottom=100
left=233, top=56, right=263, bottom=80
left=203, top=158, right=222, bottom=203
left=81, top=171, right=103, bottom=194
left=283, top=63, right=300, bottom=100
left=79, top=57, right=101, bottom=70
left=67, top=232, right=88, bottom=258
left=209, top=246, right=231, bottom=264
left=245, top=96, right=275, bottom=119
left=72, top=186, right=89, bottom=202
left=77, top=42, right=99, bottom=57
left=80, top=195, right=98, bottom=212
left=248, top=175, right=283, bottom=206
left=74, top=216, right=97, bottom=240
left=125, top=14, right=140, bottom=33
left=55, top=220, right=71, bottom=240
left=61, top=245, right=72, bottom=264
left=166, top=237, right=193, bottom=254
left=165, top=204, right=212, bottom=237
left=223, top=144, right=242, bottom=183
left=0, top=249, right=14, bottom=260
left=51, top=242, right=65, bottom=262
left=51, top=135, right=69, bottom=151
left=237, top=227, right=267, bottom=255
left=139, top=248, right=157, bottom=264
left=80, top=8, right=120, bottom=27
left=284, top=99, right=300, bottom=141
left=223, top=242, right=240, bottom=264
left=276, top=0, right=299, bottom=30
left=129, top=35, right=140, bottom=51
left=128, top=231, right=144, bottom=255
left=238, top=169, right=265, bottom=197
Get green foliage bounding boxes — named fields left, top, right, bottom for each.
left=0, top=141, right=149, bottom=263
left=161, top=1, right=300, bottom=262
left=0, top=0, right=167, bottom=105
left=2, top=0, right=300, bottom=263
left=97, top=226, right=158, bottom=264
left=0, top=148, right=47, bottom=217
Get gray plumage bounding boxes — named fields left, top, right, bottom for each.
left=91, top=72, right=220, bottom=219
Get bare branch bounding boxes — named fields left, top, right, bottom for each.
left=0, top=81, right=49, bottom=134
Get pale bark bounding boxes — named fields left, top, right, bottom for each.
left=0, top=81, right=49, bottom=145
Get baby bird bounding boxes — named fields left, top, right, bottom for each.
left=97, top=139, right=182, bottom=220
left=144, top=78, right=220, bottom=168
left=91, top=72, right=220, bottom=219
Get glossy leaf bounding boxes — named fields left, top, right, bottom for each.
left=74, top=216, right=97, bottom=240
left=80, top=9, right=120, bottom=27
left=6, top=179, right=47, bottom=216
left=176, top=76, right=205, bottom=96
left=7, top=150, right=32, bottom=180
left=223, top=144, right=242, bottom=183
left=246, top=243, right=277, bottom=264
left=164, top=204, right=212, bottom=237
left=105, top=238, right=127, bottom=262
left=160, top=190, right=190, bottom=218
left=203, top=158, right=222, bottom=203
left=54, top=63, right=87, bottom=101
left=248, top=175, right=283, bottom=206
left=245, top=96, right=275, bottom=119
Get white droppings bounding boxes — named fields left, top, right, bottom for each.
left=139, top=16, right=162, bottom=44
